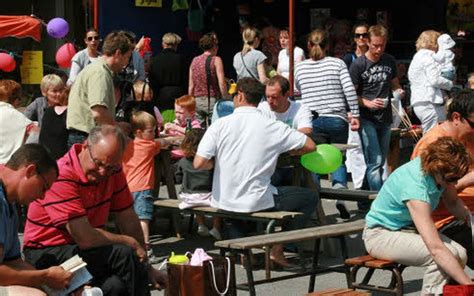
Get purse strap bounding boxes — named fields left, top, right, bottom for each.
left=240, top=52, right=259, bottom=81
left=205, top=55, right=212, bottom=114
left=208, top=257, right=231, bottom=296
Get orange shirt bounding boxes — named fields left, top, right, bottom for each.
left=122, top=138, right=161, bottom=192
left=411, top=124, right=474, bottom=228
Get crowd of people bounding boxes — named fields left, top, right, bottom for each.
left=0, top=20, right=473, bottom=295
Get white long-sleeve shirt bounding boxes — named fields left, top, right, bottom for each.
left=408, top=49, right=453, bottom=105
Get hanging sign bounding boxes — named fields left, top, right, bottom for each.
left=20, top=51, right=43, bottom=84
left=135, top=0, right=162, bottom=7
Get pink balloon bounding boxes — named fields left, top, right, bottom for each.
left=55, top=43, right=76, bottom=68
left=0, top=53, right=16, bottom=72
left=47, top=18, right=69, bottom=39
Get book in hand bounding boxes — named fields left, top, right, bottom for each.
left=42, top=254, right=93, bottom=296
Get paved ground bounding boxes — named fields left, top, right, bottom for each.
left=148, top=177, right=474, bottom=296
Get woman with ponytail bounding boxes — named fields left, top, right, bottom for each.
left=294, top=29, right=360, bottom=218
left=233, top=27, right=268, bottom=83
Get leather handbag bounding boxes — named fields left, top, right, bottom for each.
left=166, top=256, right=236, bottom=296
left=443, top=284, right=474, bottom=295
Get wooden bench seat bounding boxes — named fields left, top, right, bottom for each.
left=345, top=255, right=406, bottom=296
left=215, top=219, right=366, bottom=296
left=319, top=188, right=378, bottom=202
left=307, top=288, right=371, bottom=295
left=153, top=198, right=303, bottom=235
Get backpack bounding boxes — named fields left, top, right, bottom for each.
left=116, top=81, right=156, bottom=123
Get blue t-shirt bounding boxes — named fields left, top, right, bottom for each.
left=0, top=182, right=21, bottom=262
left=366, top=157, right=444, bottom=230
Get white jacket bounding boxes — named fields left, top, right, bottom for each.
left=408, top=49, right=452, bottom=105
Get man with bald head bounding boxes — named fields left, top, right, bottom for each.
left=23, top=125, right=166, bottom=295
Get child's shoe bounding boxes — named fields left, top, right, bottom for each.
left=209, top=228, right=222, bottom=240
left=197, top=224, right=210, bottom=236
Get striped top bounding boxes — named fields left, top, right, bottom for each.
left=294, top=57, right=359, bottom=119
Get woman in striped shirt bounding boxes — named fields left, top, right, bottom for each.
left=295, top=29, right=360, bottom=213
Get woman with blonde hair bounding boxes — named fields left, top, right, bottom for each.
left=408, top=30, right=453, bottom=133
left=233, top=27, right=268, bottom=83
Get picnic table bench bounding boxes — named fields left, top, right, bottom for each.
left=153, top=198, right=303, bottom=235
left=319, top=188, right=378, bottom=202
left=214, top=219, right=366, bottom=296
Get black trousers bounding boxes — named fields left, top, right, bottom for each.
left=24, top=244, right=150, bottom=296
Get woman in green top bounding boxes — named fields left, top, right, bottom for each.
left=364, top=137, right=472, bottom=295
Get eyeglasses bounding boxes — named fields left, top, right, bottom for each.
left=36, top=170, right=50, bottom=193
left=464, top=117, right=474, bottom=128
left=87, top=145, right=122, bottom=173
left=444, top=174, right=462, bottom=183
left=87, top=36, right=100, bottom=41
left=354, top=33, right=369, bottom=39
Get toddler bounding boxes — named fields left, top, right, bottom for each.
left=164, top=95, right=201, bottom=136
left=433, top=34, right=456, bottom=81
left=122, top=111, right=166, bottom=263
left=175, top=128, right=221, bottom=240
left=132, top=80, right=163, bottom=131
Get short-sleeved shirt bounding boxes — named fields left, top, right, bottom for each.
left=122, top=138, right=161, bottom=193
left=349, top=54, right=397, bottom=124
left=0, top=181, right=21, bottom=262
left=196, top=107, right=307, bottom=212
left=411, top=124, right=474, bottom=228
left=366, top=157, right=443, bottom=230
left=23, top=144, right=133, bottom=248
left=66, top=57, right=115, bottom=134
left=233, top=49, right=267, bottom=80
left=258, top=100, right=312, bottom=130
left=277, top=46, right=305, bottom=79
left=0, top=102, right=32, bottom=164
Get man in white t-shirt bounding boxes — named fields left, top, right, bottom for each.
left=194, top=77, right=317, bottom=267
left=258, top=75, right=312, bottom=135
left=258, top=75, right=313, bottom=186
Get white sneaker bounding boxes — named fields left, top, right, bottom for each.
left=197, top=224, right=210, bottom=236
left=209, top=228, right=222, bottom=240
left=147, top=249, right=160, bottom=264
left=81, top=287, right=103, bottom=296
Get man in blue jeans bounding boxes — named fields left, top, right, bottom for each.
left=194, top=78, right=318, bottom=267
left=349, top=25, right=405, bottom=209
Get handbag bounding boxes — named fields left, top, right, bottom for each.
left=443, top=284, right=474, bottom=295
left=167, top=256, right=236, bottom=296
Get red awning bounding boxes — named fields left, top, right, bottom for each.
left=0, top=15, right=42, bottom=42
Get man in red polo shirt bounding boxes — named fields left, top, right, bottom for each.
left=23, top=124, right=166, bottom=295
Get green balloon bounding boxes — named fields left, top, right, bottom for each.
left=300, top=144, right=343, bottom=174
left=161, top=109, right=176, bottom=124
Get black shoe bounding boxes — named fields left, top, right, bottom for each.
left=336, top=201, right=350, bottom=220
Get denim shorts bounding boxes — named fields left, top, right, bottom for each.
left=132, top=190, right=154, bottom=220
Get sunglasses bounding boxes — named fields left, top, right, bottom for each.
left=87, top=36, right=100, bottom=41
left=354, top=33, right=369, bottom=39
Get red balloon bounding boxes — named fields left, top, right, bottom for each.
left=0, top=53, right=16, bottom=72
left=55, top=43, right=76, bottom=68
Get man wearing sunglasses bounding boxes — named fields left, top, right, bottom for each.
left=0, top=144, right=72, bottom=295
left=67, top=29, right=102, bottom=86
left=23, top=125, right=167, bottom=295
left=67, top=31, right=134, bottom=148
left=411, top=89, right=474, bottom=268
